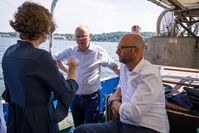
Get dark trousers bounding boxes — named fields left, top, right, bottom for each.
left=71, top=90, right=100, bottom=127
left=73, top=120, right=160, bottom=133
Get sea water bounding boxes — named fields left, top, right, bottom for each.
left=0, top=37, right=119, bottom=96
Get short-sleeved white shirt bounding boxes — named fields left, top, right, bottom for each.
left=55, top=43, right=117, bottom=95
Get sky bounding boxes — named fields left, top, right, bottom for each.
left=0, top=0, right=164, bottom=34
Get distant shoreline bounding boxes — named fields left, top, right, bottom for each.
left=0, top=31, right=155, bottom=42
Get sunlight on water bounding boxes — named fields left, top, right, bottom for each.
left=0, top=37, right=119, bottom=96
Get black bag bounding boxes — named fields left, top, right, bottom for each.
left=184, top=87, right=199, bottom=116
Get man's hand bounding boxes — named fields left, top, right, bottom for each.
left=111, top=107, right=119, bottom=119
left=67, top=56, right=79, bottom=67
left=108, top=95, right=120, bottom=105
left=108, top=95, right=121, bottom=119
left=67, top=57, right=79, bottom=80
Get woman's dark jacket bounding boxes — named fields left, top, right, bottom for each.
left=2, top=40, right=78, bottom=133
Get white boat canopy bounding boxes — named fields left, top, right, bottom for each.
left=148, top=0, right=199, bottom=38
left=148, top=0, right=199, bottom=10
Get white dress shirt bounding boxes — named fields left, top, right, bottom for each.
left=55, top=43, right=117, bottom=95
left=118, top=58, right=169, bottom=133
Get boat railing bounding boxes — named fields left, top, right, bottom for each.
left=100, top=76, right=119, bottom=112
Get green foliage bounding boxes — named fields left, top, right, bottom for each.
left=90, top=32, right=129, bottom=42
left=142, top=32, right=156, bottom=41
left=1, top=32, right=155, bottom=42
left=65, top=33, right=75, bottom=40
left=64, top=31, right=155, bottom=42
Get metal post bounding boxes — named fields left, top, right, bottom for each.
left=49, top=0, right=58, bottom=54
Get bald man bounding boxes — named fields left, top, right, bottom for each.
left=55, top=25, right=120, bottom=127
left=131, top=25, right=141, bottom=35
left=74, top=34, right=169, bottom=133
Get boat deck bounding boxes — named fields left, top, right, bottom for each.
left=158, top=66, right=199, bottom=133
left=159, top=66, right=199, bottom=94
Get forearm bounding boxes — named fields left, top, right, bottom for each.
left=113, top=87, right=121, bottom=98
left=108, top=88, right=121, bottom=110
left=56, top=60, right=68, bottom=73
left=111, top=100, right=121, bottom=113
left=112, top=64, right=120, bottom=75
left=60, top=66, right=68, bottom=73
left=67, top=64, right=76, bottom=80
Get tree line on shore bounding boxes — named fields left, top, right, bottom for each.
left=62, top=31, right=155, bottom=42
left=0, top=31, right=155, bottom=42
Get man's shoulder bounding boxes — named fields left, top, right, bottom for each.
left=143, top=59, right=153, bottom=67
left=143, top=59, right=156, bottom=69
left=90, top=43, right=104, bottom=50
left=62, top=46, right=78, bottom=52
left=92, top=45, right=107, bottom=55
left=141, top=60, right=159, bottom=75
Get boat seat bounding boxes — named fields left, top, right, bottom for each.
left=166, top=101, right=199, bottom=133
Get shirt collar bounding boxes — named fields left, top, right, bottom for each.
left=88, top=43, right=95, bottom=51
left=76, top=42, right=95, bottom=52
left=132, top=58, right=145, bottom=74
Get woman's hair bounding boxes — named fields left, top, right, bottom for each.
left=10, top=2, right=56, bottom=40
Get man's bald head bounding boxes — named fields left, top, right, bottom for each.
left=117, top=34, right=145, bottom=69
left=75, top=25, right=90, bottom=34
left=131, top=25, right=141, bottom=34
left=75, top=25, right=91, bottom=52
left=119, top=34, right=145, bottom=47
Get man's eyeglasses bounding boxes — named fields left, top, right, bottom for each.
left=75, top=34, right=89, bottom=39
left=117, top=45, right=137, bottom=50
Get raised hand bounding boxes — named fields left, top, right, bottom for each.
left=67, top=56, right=79, bottom=67
left=67, top=56, right=79, bottom=80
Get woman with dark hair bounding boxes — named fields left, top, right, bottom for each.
left=1, top=2, right=78, bottom=133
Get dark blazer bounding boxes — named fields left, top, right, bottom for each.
left=2, top=40, right=78, bottom=133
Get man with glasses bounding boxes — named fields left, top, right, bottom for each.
left=74, top=34, right=169, bottom=133
left=54, top=25, right=120, bottom=127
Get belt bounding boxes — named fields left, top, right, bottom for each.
left=77, top=90, right=100, bottom=99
